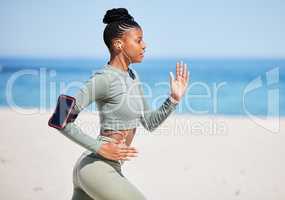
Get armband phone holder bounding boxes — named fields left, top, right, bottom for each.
left=48, top=95, right=78, bottom=130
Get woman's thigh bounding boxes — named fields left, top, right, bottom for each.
left=72, top=187, right=94, bottom=200
left=77, top=158, right=146, bottom=200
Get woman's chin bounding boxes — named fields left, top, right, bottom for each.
left=133, top=57, right=144, bottom=63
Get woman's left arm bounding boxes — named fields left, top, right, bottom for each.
left=140, top=61, right=190, bottom=131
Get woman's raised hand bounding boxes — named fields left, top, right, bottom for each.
left=97, top=140, right=138, bottom=161
left=169, top=61, right=190, bottom=102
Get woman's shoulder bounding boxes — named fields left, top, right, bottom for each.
left=89, top=66, right=116, bottom=82
left=88, top=65, right=141, bottom=82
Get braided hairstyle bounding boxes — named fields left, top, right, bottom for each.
left=103, top=8, right=141, bottom=50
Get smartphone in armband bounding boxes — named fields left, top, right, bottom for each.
left=48, top=95, right=78, bottom=130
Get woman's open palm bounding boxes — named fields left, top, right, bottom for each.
left=169, top=61, right=190, bottom=102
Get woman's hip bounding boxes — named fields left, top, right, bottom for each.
left=72, top=151, right=146, bottom=200
left=73, top=150, right=123, bottom=186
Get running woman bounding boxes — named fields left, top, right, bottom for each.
left=52, top=8, right=189, bottom=200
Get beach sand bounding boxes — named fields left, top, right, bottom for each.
left=0, top=108, right=284, bottom=199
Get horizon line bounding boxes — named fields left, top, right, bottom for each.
left=1, top=55, right=285, bottom=61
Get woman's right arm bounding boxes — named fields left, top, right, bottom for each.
left=57, top=72, right=137, bottom=160
left=58, top=72, right=109, bottom=153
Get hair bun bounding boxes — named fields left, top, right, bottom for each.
left=103, top=8, right=134, bottom=24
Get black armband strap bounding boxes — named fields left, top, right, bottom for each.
left=48, top=95, right=79, bottom=130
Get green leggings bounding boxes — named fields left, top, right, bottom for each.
left=71, top=150, right=146, bottom=200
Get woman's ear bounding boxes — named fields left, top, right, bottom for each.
left=114, top=40, right=123, bottom=50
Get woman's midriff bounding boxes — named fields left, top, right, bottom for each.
left=100, top=128, right=136, bottom=146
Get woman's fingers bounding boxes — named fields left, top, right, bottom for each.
left=176, top=62, right=180, bottom=79
left=117, top=146, right=139, bottom=160
left=119, top=148, right=138, bottom=154
left=119, top=147, right=139, bottom=155
left=119, top=152, right=138, bottom=160
left=186, top=70, right=190, bottom=83
left=176, top=61, right=188, bottom=80
left=178, top=61, right=183, bottom=80
left=180, top=61, right=184, bottom=77
left=184, top=64, right=189, bottom=83
left=120, top=146, right=138, bottom=151
left=117, top=152, right=138, bottom=161
left=100, top=142, right=139, bottom=161
left=182, top=63, right=186, bottom=78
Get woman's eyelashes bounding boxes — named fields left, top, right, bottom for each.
left=136, top=37, right=143, bottom=44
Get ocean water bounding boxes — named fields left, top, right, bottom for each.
left=0, top=58, right=284, bottom=116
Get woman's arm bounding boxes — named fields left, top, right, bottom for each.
left=139, top=92, right=178, bottom=132
left=58, top=72, right=110, bottom=154
left=57, top=72, right=138, bottom=160
left=139, top=61, right=189, bottom=132
left=60, top=122, right=138, bottom=160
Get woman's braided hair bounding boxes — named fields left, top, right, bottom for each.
left=103, top=8, right=141, bottom=50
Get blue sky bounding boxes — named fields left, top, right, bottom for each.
left=0, top=0, right=284, bottom=59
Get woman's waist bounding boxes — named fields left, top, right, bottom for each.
left=78, top=151, right=124, bottom=172
left=100, top=129, right=135, bottom=142
left=99, top=118, right=141, bottom=131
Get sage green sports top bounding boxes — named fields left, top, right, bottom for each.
left=59, top=63, right=178, bottom=153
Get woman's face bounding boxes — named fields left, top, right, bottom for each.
left=120, top=27, right=146, bottom=63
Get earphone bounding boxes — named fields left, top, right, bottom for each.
left=123, top=48, right=132, bottom=65
left=117, top=42, right=132, bottom=65
left=112, top=41, right=136, bottom=81
left=116, top=41, right=122, bottom=49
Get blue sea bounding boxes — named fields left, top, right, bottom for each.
left=0, top=58, right=284, bottom=116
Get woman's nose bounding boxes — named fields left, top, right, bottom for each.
left=142, top=41, right=147, bottom=49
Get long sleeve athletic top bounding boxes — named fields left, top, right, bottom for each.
left=59, top=63, right=178, bottom=153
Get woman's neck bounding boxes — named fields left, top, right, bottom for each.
left=108, top=54, right=130, bottom=72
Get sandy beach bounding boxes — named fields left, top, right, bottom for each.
left=0, top=108, right=284, bottom=199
